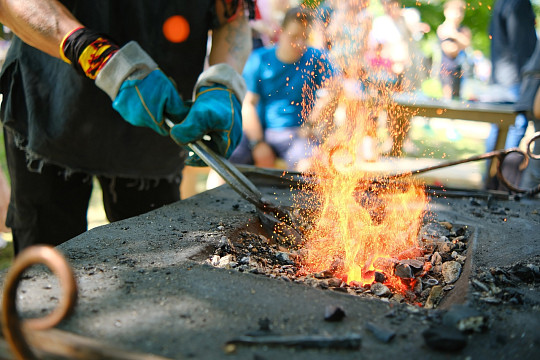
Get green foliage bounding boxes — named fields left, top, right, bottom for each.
left=402, top=0, right=495, bottom=56
left=0, top=128, right=8, bottom=181
left=421, top=77, right=444, bottom=98
left=315, top=0, right=500, bottom=55
left=303, top=0, right=324, bottom=8
left=0, top=241, right=13, bottom=270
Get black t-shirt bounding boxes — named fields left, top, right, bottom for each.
left=0, top=0, right=217, bottom=179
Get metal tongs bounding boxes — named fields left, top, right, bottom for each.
left=188, top=140, right=303, bottom=245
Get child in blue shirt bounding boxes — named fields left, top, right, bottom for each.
left=229, top=6, right=334, bottom=170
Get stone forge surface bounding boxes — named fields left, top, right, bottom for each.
left=1, top=183, right=539, bottom=359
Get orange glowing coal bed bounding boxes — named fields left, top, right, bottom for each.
left=299, top=171, right=428, bottom=293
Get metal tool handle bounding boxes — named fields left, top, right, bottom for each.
left=187, top=140, right=271, bottom=211
left=165, top=117, right=271, bottom=209
left=188, top=140, right=304, bottom=244
left=1, top=247, right=175, bottom=360
left=386, top=133, right=540, bottom=196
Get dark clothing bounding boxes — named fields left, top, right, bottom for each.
left=490, top=0, right=537, bottom=88
left=515, top=41, right=540, bottom=190
left=5, top=130, right=180, bottom=254
left=439, top=57, right=463, bottom=99
left=0, top=1, right=220, bottom=252
left=486, top=0, right=537, bottom=191
left=515, top=41, right=540, bottom=115
left=0, top=0, right=218, bottom=179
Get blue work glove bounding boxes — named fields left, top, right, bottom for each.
left=170, top=85, right=242, bottom=166
left=93, top=41, right=190, bottom=135
left=113, top=69, right=190, bottom=136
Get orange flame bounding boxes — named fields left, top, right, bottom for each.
left=299, top=161, right=427, bottom=287
left=291, top=0, right=430, bottom=291
left=296, top=57, right=427, bottom=291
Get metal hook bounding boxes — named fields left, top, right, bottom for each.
left=1, top=245, right=78, bottom=360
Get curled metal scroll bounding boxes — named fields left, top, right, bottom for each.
left=1, top=245, right=78, bottom=360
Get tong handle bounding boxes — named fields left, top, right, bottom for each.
left=164, top=117, right=269, bottom=209
left=187, top=140, right=269, bottom=210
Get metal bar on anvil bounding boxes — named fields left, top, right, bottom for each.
left=226, top=333, right=362, bottom=350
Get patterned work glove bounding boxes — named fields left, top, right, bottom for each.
left=60, top=27, right=189, bottom=136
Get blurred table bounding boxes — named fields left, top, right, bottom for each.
left=392, top=94, right=517, bottom=185
left=393, top=94, right=516, bottom=151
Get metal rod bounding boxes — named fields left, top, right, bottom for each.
left=226, top=333, right=362, bottom=349
left=187, top=140, right=267, bottom=210
left=234, top=133, right=540, bottom=197
left=386, top=132, right=540, bottom=196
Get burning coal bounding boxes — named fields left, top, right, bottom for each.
left=207, top=219, right=471, bottom=308
left=297, top=176, right=427, bottom=289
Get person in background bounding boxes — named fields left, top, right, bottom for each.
left=367, top=0, right=429, bottom=156
left=490, top=0, right=537, bottom=149
left=514, top=41, right=540, bottom=192
left=436, top=0, right=471, bottom=100
left=314, top=0, right=377, bottom=160
left=370, top=0, right=429, bottom=93
left=0, top=0, right=253, bottom=254
left=228, top=6, right=334, bottom=171
left=485, top=0, right=537, bottom=190
left=249, top=0, right=301, bottom=49
left=327, top=0, right=372, bottom=81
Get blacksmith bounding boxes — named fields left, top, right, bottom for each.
left=0, top=0, right=254, bottom=254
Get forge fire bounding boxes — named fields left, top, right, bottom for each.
left=290, top=54, right=431, bottom=298
left=208, top=210, right=470, bottom=308
left=207, top=0, right=473, bottom=307
left=298, top=176, right=428, bottom=291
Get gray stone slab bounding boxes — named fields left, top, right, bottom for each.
left=1, top=184, right=539, bottom=359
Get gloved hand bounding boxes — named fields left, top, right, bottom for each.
left=112, top=69, right=190, bottom=136
left=60, top=28, right=189, bottom=135
left=170, top=84, right=242, bottom=166
left=169, top=63, right=247, bottom=166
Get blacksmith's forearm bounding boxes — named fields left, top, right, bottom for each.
left=0, top=0, right=81, bottom=58
left=209, top=15, right=252, bottom=74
